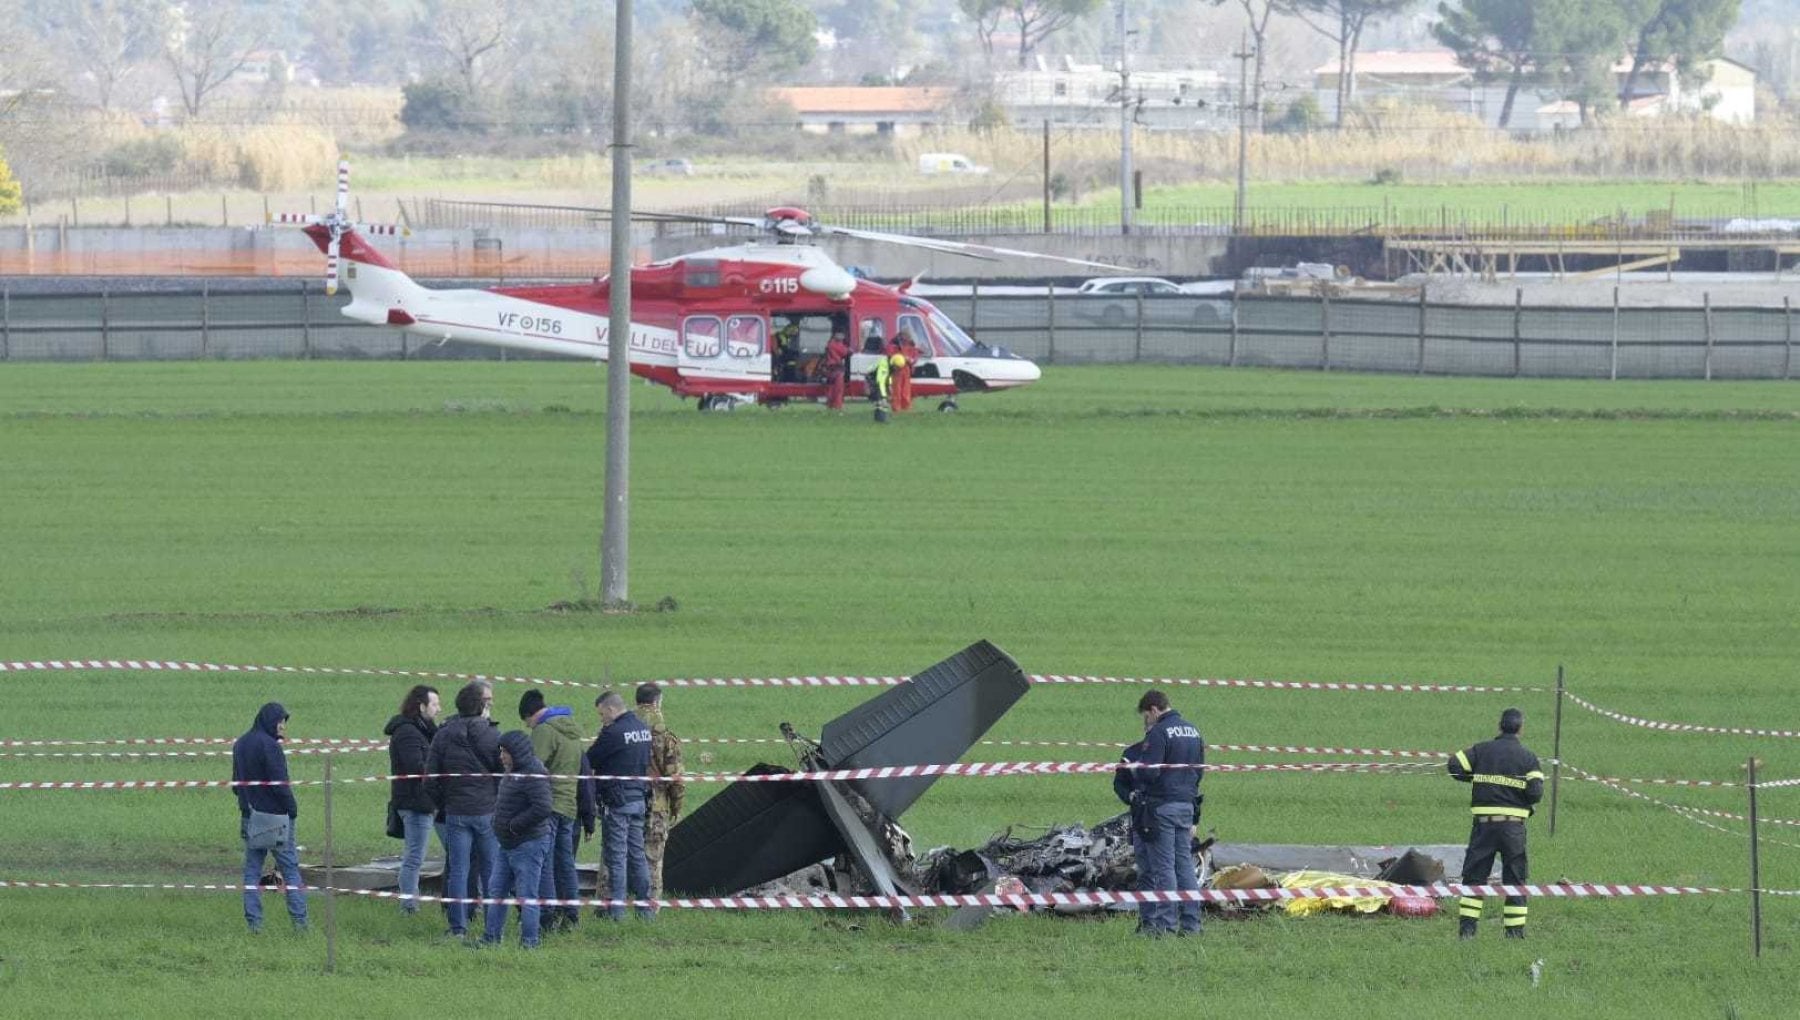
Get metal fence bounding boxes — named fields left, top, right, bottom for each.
left=1, top=283, right=1794, bottom=380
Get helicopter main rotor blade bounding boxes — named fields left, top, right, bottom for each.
left=821, top=226, right=1133, bottom=272
left=420, top=199, right=764, bottom=229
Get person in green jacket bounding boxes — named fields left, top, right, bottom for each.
left=520, top=689, right=587, bottom=931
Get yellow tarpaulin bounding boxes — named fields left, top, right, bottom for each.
left=1277, top=870, right=1396, bottom=917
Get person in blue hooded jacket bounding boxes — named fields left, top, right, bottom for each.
left=231, top=702, right=307, bottom=933
left=483, top=730, right=554, bottom=948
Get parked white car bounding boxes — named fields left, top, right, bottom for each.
left=1073, top=277, right=1229, bottom=326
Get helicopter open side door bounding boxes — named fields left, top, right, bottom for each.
left=678, top=314, right=772, bottom=392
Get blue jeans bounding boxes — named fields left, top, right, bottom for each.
left=537, top=812, right=579, bottom=921
left=601, top=798, right=651, bottom=920
left=1139, top=801, right=1201, bottom=934
left=398, top=809, right=436, bottom=913
left=242, top=840, right=307, bottom=932
left=442, top=813, right=500, bottom=935
left=483, top=833, right=552, bottom=947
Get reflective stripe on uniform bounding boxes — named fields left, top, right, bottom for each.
left=1454, top=750, right=1471, bottom=771
left=1504, top=913, right=1528, bottom=927
left=1473, top=773, right=1529, bottom=790
left=1470, top=805, right=1531, bottom=818
left=1524, top=770, right=1545, bottom=781
left=1459, top=896, right=1484, bottom=919
left=1503, top=905, right=1529, bottom=915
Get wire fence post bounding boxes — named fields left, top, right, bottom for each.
left=1319, top=286, right=1332, bottom=371
left=1749, top=755, right=1762, bottom=959
left=324, top=754, right=337, bottom=973
left=1610, top=287, right=1620, bottom=381
left=1134, top=291, right=1145, bottom=362
left=970, top=280, right=980, bottom=343
left=1785, top=296, right=1793, bottom=381
left=2, top=283, right=9, bottom=362
left=301, top=282, right=313, bottom=360
left=1228, top=287, right=1240, bottom=367
left=1512, top=287, right=1523, bottom=378
left=100, top=288, right=110, bottom=362
left=200, top=280, right=210, bottom=359
left=1704, top=292, right=1715, bottom=381
left=1549, top=664, right=1565, bottom=837
left=1045, top=283, right=1056, bottom=365
left=1415, top=285, right=1427, bottom=375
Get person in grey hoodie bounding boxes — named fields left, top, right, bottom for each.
left=483, top=729, right=554, bottom=948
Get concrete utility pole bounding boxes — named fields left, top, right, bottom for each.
left=1234, top=32, right=1253, bottom=233
left=602, top=0, right=633, bottom=606
left=1117, top=0, right=1132, bottom=235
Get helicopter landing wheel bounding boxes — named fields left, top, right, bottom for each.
left=938, top=399, right=958, bottom=413
left=697, top=395, right=716, bottom=413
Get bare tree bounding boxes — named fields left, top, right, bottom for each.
left=415, top=0, right=518, bottom=104
left=43, top=0, right=156, bottom=111
left=1282, top=0, right=1409, bottom=127
left=1210, top=0, right=1284, bottom=131
left=161, top=0, right=272, bottom=117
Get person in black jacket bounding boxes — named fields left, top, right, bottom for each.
left=1113, top=731, right=1150, bottom=933
left=232, top=702, right=307, bottom=933
left=1448, top=707, right=1545, bottom=940
left=1129, top=690, right=1204, bottom=937
left=426, top=681, right=501, bottom=937
left=483, top=730, right=554, bottom=948
left=385, top=684, right=440, bottom=915
left=588, top=691, right=653, bottom=921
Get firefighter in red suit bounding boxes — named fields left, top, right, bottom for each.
left=888, top=333, right=914, bottom=412
left=823, top=331, right=852, bottom=411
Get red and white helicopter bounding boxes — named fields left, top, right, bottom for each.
left=279, top=163, right=1125, bottom=412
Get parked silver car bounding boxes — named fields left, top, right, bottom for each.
left=1072, top=277, right=1228, bottom=327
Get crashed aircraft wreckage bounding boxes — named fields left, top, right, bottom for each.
left=663, top=640, right=1464, bottom=922
left=663, top=640, right=1031, bottom=904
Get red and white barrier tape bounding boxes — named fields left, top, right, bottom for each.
left=0, top=659, right=1538, bottom=694
left=0, top=746, right=375, bottom=759
left=0, top=878, right=1749, bottom=908
left=0, top=759, right=1445, bottom=791
left=0, top=736, right=387, bottom=749
left=1564, top=763, right=1800, bottom=833
left=1564, top=691, right=1800, bottom=739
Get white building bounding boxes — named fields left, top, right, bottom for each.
left=1311, top=50, right=1756, bottom=131
left=994, top=57, right=1233, bottom=131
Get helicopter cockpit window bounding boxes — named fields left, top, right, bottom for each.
left=682, top=316, right=723, bottom=359
left=726, top=316, right=765, bottom=359
left=860, top=317, right=887, bottom=353
left=897, top=313, right=931, bottom=356
left=923, top=306, right=977, bottom=356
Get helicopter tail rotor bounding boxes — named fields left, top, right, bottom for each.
left=269, top=160, right=410, bottom=295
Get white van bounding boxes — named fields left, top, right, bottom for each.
left=917, top=153, right=990, bottom=175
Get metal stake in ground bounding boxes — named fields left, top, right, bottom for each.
left=1549, top=664, right=1565, bottom=836
left=324, top=755, right=336, bottom=973
left=1749, top=754, right=1762, bottom=959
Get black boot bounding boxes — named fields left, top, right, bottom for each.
left=1505, top=926, right=1526, bottom=940
left=1459, top=919, right=1478, bottom=940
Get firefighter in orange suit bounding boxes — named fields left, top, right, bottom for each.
left=823, top=331, right=852, bottom=411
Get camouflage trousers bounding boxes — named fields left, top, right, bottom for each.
left=645, top=810, right=670, bottom=897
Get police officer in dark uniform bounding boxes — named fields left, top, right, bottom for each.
left=588, top=690, right=654, bottom=921
left=1447, top=707, right=1544, bottom=939
left=1129, top=690, right=1205, bottom=936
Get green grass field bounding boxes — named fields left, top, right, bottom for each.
left=1, top=363, right=1798, bottom=1017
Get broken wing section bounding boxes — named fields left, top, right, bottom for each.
left=819, top=639, right=1031, bottom=819
left=662, top=765, right=841, bottom=897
